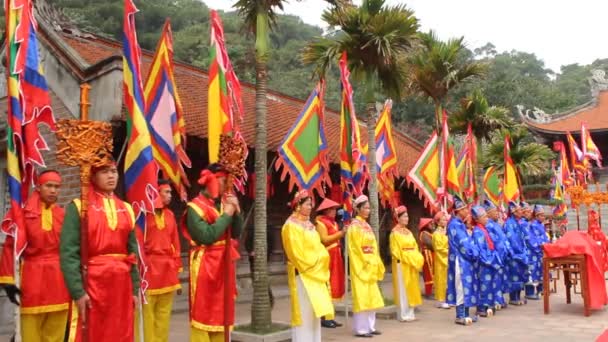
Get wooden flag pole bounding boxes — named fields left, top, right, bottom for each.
left=55, top=84, right=114, bottom=342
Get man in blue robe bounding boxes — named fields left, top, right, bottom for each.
left=525, top=205, right=549, bottom=299
left=471, top=205, right=501, bottom=318
left=504, top=201, right=528, bottom=305
left=446, top=196, right=480, bottom=325
left=483, top=200, right=511, bottom=310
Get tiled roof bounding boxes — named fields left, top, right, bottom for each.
left=60, top=34, right=423, bottom=175
left=524, top=91, right=608, bottom=134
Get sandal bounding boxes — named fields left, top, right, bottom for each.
left=455, top=317, right=473, bottom=326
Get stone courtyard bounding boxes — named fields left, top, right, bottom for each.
left=1, top=274, right=606, bottom=341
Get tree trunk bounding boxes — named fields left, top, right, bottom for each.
left=251, top=59, right=271, bottom=331
left=366, top=103, right=380, bottom=238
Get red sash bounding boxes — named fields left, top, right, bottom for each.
left=477, top=224, right=495, bottom=250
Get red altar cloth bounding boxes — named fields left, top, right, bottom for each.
left=543, top=231, right=608, bottom=310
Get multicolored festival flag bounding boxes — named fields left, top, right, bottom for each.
left=581, top=122, right=602, bottom=167
left=551, top=169, right=568, bottom=218
left=208, top=9, right=243, bottom=164
left=566, top=131, right=586, bottom=172
left=2, top=0, right=56, bottom=261
left=407, top=132, right=441, bottom=212
left=440, top=112, right=460, bottom=200
left=375, top=100, right=399, bottom=208
left=123, top=0, right=159, bottom=228
left=144, top=19, right=191, bottom=200
left=275, top=83, right=331, bottom=195
left=482, top=166, right=502, bottom=206
left=503, top=134, right=520, bottom=202
left=339, top=52, right=368, bottom=213
left=554, top=141, right=574, bottom=187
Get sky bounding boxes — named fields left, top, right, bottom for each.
left=204, top=0, right=608, bottom=73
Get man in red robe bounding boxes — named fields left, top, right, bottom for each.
left=142, top=179, right=182, bottom=341
left=184, top=164, right=243, bottom=342
left=60, top=161, right=141, bottom=342
left=0, top=170, right=70, bottom=341
left=315, top=198, right=345, bottom=328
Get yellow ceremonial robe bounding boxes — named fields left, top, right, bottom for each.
left=432, top=228, right=449, bottom=302
left=347, top=217, right=385, bottom=313
left=390, top=228, right=424, bottom=308
left=281, top=216, right=334, bottom=326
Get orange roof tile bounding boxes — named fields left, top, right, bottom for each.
left=60, top=34, right=422, bottom=175
left=524, top=91, right=608, bottom=133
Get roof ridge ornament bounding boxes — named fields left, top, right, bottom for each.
left=516, top=104, right=552, bottom=123
left=589, top=69, right=608, bottom=100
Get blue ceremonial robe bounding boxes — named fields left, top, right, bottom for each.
left=529, top=219, right=549, bottom=282
left=472, top=225, right=501, bottom=308
left=504, top=216, right=528, bottom=292
left=486, top=218, right=510, bottom=305
left=447, top=217, right=480, bottom=307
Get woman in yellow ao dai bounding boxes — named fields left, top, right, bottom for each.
left=432, top=211, right=450, bottom=309
left=390, top=205, right=424, bottom=322
left=347, top=195, right=385, bottom=338
left=281, top=190, right=334, bottom=342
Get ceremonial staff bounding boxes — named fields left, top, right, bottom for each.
left=218, top=134, right=247, bottom=342
left=55, top=84, right=114, bottom=342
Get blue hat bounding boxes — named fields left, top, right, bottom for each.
left=471, top=205, right=487, bottom=220
left=483, top=199, right=497, bottom=211
left=533, top=204, right=544, bottom=215
left=452, top=195, right=467, bottom=211
left=520, top=201, right=530, bottom=209
left=508, top=201, right=519, bottom=212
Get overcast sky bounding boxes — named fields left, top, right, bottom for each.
left=205, top=0, right=608, bottom=73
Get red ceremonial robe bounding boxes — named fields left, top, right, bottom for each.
left=316, top=216, right=345, bottom=300
left=0, top=192, right=70, bottom=313
left=144, top=208, right=182, bottom=294
left=183, top=195, right=240, bottom=332
left=65, top=193, right=138, bottom=342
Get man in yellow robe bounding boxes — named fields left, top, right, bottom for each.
left=432, top=211, right=450, bottom=309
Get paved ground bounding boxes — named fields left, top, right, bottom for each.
left=2, top=277, right=607, bottom=341
left=167, top=278, right=608, bottom=342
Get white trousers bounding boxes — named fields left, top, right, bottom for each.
left=352, top=310, right=376, bottom=335
left=396, top=264, right=415, bottom=321
left=292, top=276, right=321, bottom=342
left=455, top=257, right=464, bottom=306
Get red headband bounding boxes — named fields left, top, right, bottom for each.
left=37, top=171, right=61, bottom=186
left=159, top=184, right=171, bottom=191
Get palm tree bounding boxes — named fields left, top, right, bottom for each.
left=408, top=30, right=487, bottom=129
left=303, top=0, right=419, bottom=235
left=233, top=0, right=346, bottom=332
left=483, top=125, right=555, bottom=177
left=449, top=89, right=514, bottom=152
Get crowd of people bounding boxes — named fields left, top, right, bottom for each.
left=282, top=191, right=551, bottom=340
left=0, top=161, right=552, bottom=341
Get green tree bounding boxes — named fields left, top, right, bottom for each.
left=303, top=0, right=419, bottom=235
left=483, top=126, right=555, bottom=177
left=408, top=30, right=487, bottom=129
left=233, top=0, right=344, bottom=332
left=449, top=89, right=514, bottom=144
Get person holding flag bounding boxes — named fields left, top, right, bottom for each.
left=526, top=205, right=549, bottom=300
left=0, top=170, right=70, bottom=341
left=390, top=205, right=424, bottom=322
left=347, top=195, right=385, bottom=337
left=446, top=196, right=479, bottom=325
left=504, top=201, right=528, bottom=306
left=184, top=164, right=243, bottom=342
left=483, top=200, right=511, bottom=310
left=519, top=202, right=538, bottom=301
left=314, top=198, right=345, bottom=329
left=60, top=160, right=141, bottom=341
left=470, top=205, right=501, bottom=318
left=282, top=190, right=334, bottom=342
left=141, top=179, right=182, bottom=341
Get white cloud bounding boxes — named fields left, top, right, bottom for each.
left=204, top=0, right=608, bottom=72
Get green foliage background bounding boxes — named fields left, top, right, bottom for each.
left=3, top=0, right=607, bottom=142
